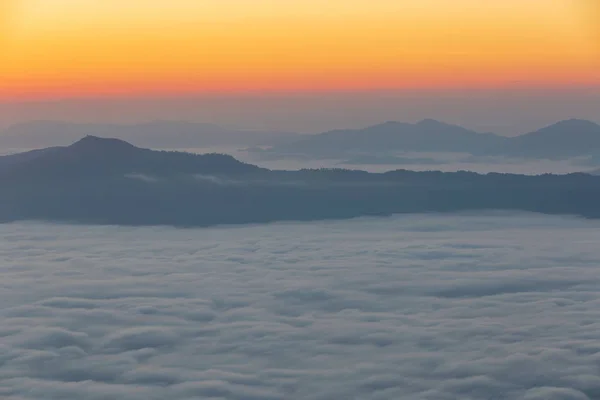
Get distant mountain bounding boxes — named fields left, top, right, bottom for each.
left=488, top=119, right=600, bottom=158
left=258, top=119, right=600, bottom=161
left=0, top=136, right=261, bottom=181
left=264, top=119, right=508, bottom=157
left=2, top=136, right=600, bottom=226
left=0, top=121, right=300, bottom=149
left=6, top=119, right=600, bottom=162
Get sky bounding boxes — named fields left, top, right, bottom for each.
left=0, top=0, right=599, bottom=133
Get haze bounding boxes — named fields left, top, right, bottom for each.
left=0, top=1, right=598, bottom=133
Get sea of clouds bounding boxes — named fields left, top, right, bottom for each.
left=1, top=212, right=600, bottom=400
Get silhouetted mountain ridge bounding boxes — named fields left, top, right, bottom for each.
left=487, top=119, right=600, bottom=158
left=0, top=136, right=261, bottom=180
left=2, top=137, right=600, bottom=226
left=268, top=119, right=507, bottom=157
left=4, top=118, right=600, bottom=160
left=262, top=118, right=600, bottom=160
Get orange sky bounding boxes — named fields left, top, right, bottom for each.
left=0, top=0, right=599, bottom=100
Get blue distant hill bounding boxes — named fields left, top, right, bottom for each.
left=262, top=119, right=600, bottom=159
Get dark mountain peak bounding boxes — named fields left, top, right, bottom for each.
left=68, top=135, right=138, bottom=153
left=0, top=135, right=262, bottom=180
left=72, top=135, right=135, bottom=147
left=544, top=119, right=600, bottom=131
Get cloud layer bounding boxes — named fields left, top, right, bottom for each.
left=1, top=212, right=600, bottom=399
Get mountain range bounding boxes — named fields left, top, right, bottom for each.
left=266, top=119, right=506, bottom=157
left=260, top=118, right=600, bottom=160
left=3, top=119, right=600, bottom=161
left=0, top=135, right=263, bottom=184
left=1, top=136, right=600, bottom=226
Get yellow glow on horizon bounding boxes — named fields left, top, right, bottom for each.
left=0, top=0, right=598, bottom=99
